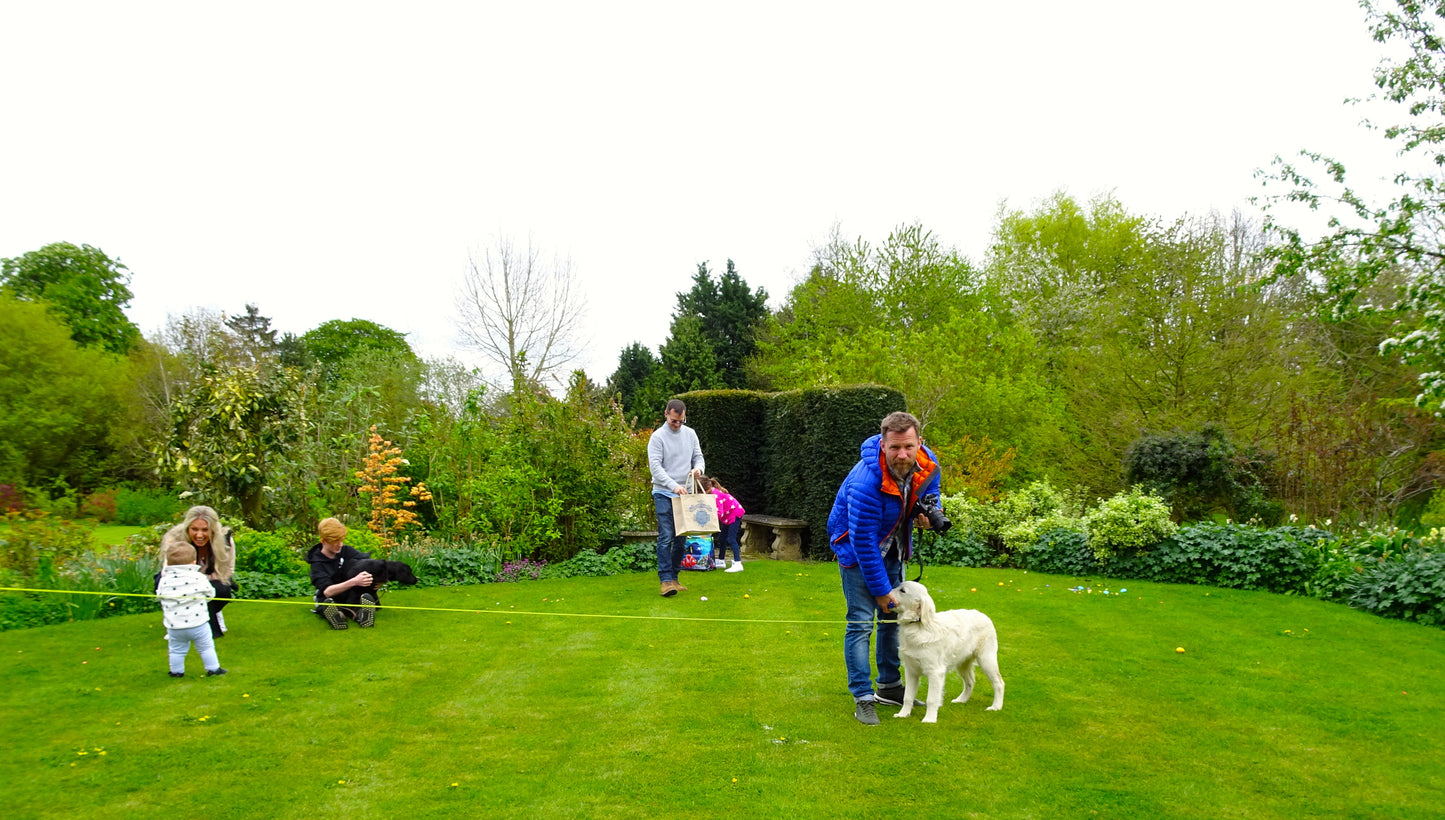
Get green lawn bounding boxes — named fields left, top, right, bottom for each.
left=2, top=563, right=1441, bottom=819
left=89, top=524, right=148, bottom=548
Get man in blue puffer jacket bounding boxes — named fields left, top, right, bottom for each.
left=827, top=411, right=941, bottom=725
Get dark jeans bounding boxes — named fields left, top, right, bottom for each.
left=652, top=493, right=686, bottom=582
left=713, top=519, right=742, bottom=562
left=207, top=580, right=233, bottom=636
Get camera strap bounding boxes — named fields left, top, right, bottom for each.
left=911, top=523, right=925, bottom=582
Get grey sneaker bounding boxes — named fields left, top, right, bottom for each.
left=205, top=668, right=228, bottom=677
left=874, top=685, right=925, bottom=707
left=854, top=700, right=880, bottom=725
left=355, top=593, right=377, bottom=628
left=321, top=600, right=348, bottom=630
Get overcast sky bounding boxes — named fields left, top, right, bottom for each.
left=0, top=0, right=1410, bottom=387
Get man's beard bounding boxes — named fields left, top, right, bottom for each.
left=889, top=459, right=915, bottom=481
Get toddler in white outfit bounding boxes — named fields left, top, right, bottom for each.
left=156, top=543, right=227, bottom=678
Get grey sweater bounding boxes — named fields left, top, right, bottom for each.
left=647, top=423, right=705, bottom=496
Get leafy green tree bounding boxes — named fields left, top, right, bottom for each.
left=754, top=223, right=1065, bottom=484
left=155, top=363, right=309, bottom=528
left=1, top=242, right=141, bottom=354
left=988, top=198, right=1312, bottom=494
left=606, top=342, right=659, bottom=422
left=226, top=303, right=279, bottom=365
left=675, top=260, right=769, bottom=388
left=301, top=318, right=417, bottom=384
left=0, top=294, right=130, bottom=493
left=655, top=315, right=726, bottom=395
left=1260, top=0, right=1445, bottom=413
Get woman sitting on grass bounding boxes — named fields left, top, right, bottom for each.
left=158, top=505, right=237, bottom=639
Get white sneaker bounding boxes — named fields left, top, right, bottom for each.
left=725, top=561, right=744, bottom=573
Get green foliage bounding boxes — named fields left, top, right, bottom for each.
left=1261, top=0, right=1445, bottom=413
left=1016, top=528, right=1098, bottom=576
left=938, top=482, right=1085, bottom=558
left=1129, top=523, right=1321, bottom=593
left=111, top=486, right=187, bottom=526
left=680, top=389, right=768, bottom=518
left=414, top=374, right=634, bottom=561
left=541, top=543, right=653, bottom=579
left=0, top=294, right=131, bottom=493
left=914, top=529, right=994, bottom=568
left=233, top=528, right=308, bottom=576
left=989, top=196, right=1309, bottom=497
left=155, top=363, right=309, bottom=527
left=0, top=241, right=141, bottom=354
left=343, top=525, right=383, bottom=555
left=756, top=385, right=906, bottom=558
left=233, top=571, right=314, bottom=600
left=756, top=223, right=1065, bottom=485
left=655, top=315, right=726, bottom=394
left=1125, top=424, right=1281, bottom=524
left=1344, top=550, right=1445, bottom=626
left=673, top=259, right=769, bottom=389
left=606, top=342, right=661, bottom=424
left=1082, top=486, right=1178, bottom=560
left=301, top=318, right=418, bottom=385
left=388, top=537, right=502, bottom=587
left=0, top=512, right=94, bottom=579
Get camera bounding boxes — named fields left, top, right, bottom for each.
left=912, top=493, right=952, bottom=534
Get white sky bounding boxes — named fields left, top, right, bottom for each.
left=0, top=0, right=1411, bottom=387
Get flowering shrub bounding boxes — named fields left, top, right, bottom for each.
left=1083, top=486, right=1177, bottom=560
left=494, top=558, right=546, bottom=583
left=356, top=426, right=432, bottom=551
left=0, top=511, right=93, bottom=579
left=80, top=489, right=118, bottom=522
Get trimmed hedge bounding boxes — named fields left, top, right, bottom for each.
left=684, top=384, right=904, bottom=558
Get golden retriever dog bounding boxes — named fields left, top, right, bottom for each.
left=890, top=580, right=1005, bottom=723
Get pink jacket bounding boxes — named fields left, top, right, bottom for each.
left=714, top=490, right=745, bottom=525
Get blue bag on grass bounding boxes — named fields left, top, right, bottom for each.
left=681, top=534, right=715, bottom=571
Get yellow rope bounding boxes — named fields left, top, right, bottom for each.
left=0, top=586, right=896, bottom=626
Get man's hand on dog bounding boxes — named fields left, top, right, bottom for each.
left=351, top=572, right=374, bottom=589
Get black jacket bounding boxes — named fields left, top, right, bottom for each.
left=305, top=543, right=371, bottom=595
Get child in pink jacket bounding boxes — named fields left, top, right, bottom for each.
left=703, top=476, right=746, bottom=573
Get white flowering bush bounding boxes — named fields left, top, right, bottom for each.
left=1083, top=485, right=1177, bottom=560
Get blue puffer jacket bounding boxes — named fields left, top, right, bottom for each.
left=827, top=434, right=941, bottom=597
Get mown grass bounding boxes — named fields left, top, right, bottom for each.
left=2, top=563, right=1442, bottom=819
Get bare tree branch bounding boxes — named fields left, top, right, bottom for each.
left=455, top=235, right=586, bottom=391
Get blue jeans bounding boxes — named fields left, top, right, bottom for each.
left=714, top=519, right=741, bottom=562
left=653, top=494, right=686, bottom=582
left=840, top=557, right=903, bottom=701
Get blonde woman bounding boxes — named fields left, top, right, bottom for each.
left=157, top=505, right=237, bottom=639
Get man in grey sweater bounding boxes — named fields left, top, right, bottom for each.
left=647, top=399, right=706, bottom=597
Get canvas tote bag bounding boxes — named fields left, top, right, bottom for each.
left=671, top=475, right=721, bottom=536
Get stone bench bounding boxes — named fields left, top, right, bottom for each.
left=739, top=514, right=809, bottom=561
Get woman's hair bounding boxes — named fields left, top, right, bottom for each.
left=166, top=543, right=197, bottom=565
left=317, top=517, right=347, bottom=543
left=179, top=506, right=221, bottom=545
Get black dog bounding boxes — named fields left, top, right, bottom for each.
left=336, top=558, right=419, bottom=587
